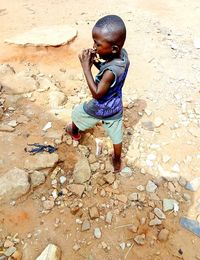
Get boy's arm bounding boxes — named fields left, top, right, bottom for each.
left=79, top=49, right=114, bottom=100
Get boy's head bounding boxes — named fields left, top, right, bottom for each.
left=92, top=15, right=126, bottom=60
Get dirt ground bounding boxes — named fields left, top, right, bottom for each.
left=0, top=0, right=200, bottom=259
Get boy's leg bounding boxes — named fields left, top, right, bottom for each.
left=66, top=104, right=99, bottom=140
left=113, top=142, right=122, bottom=172
left=103, top=118, right=123, bottom=172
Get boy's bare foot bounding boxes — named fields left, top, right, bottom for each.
left=66, top=123, right=81, bottom=141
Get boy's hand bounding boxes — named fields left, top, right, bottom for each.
left=78, top=48, right=96, bottom=70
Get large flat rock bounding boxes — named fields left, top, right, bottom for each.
left=5, top=25, right=77, bottom=46
left=0, top=168, right=30, bottom=203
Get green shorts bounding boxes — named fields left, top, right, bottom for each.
left=72, top=104, right=123, bottom=144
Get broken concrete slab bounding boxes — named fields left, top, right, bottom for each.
left=0, top=168, right=30, bottom=203
left=5, top=25, right=77, bottom=46
left=24, top=153, right=58, bottom=171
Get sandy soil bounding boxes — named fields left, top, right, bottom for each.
left=0, top=0, right=200, bottom=259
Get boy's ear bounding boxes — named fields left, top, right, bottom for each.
left=112, top=45, right=119, bottom=53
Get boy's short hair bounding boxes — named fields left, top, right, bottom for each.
left=94, top=15, right=126, bottom=48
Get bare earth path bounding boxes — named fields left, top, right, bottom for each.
left=0, top=0, right=200, bottom=259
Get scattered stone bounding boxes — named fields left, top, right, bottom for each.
left=162, top=155, right=171, bottom=163
left=172, top=163, right=180, bottom=173
left=89, top=206, right=99, bottom=219
left=49, top=90, right=65, bottom=108
left=4, top=240, right=14, bottom=248
left=73, top=243, right=80, bottom=252
left=0, top=124, right=15, bottom=132
left=30, top=171, right=46, bottom=188
left=4, top=247, right=17, bottom=257
left=82, top=219, right=91, bottom=231
left=67, top=184, right=85, bottom=197
left=36, top=243, right=61, bottom=260
left=182, top=193, right=191, bottom=202
left=116, top=194, right=128, bottom=204
left=178, top=176, right=187, bottom=187
left=136, top=185, right=145, bottom=191
left=146, top=180, right=157, bottom=193
left=158, top=229, right=170, bottom=241
left=128, top=193, right=138, bottom=201
left=43, top=200, right=55, bottom=210
left=73, top=156, right=91, bottom=184
left=94, top=228, right=102, bottom=239
left=119, top=242, right=126, bottom=250
left=24, top=153, right=58, bottom=170
left=59, top=176, right=67, bottom=185
left=154, top=117, right=164, bottom=127
left=105, top=211, right=113, bottom=224
left=0, top=168, right=30, bottom=203
left=149, top=217, right=162, bottom=226
left=103, top=173, right=116, bottom=184
left=163, top=199, right=178, bottom=212
left=128, top=224, right=138, bottom=233
left=101, top=241, right=109, bottom=251
left=7, top=120, right=18, bottom=128
left=142, top=121, right=154, bottom=131
left=185, top=177, right=200, bottom=192
left=78, top=145, right=90, bottom=157
left=120, top=167, right=133, bottom=177
left=154, top=208, right=166, bottom=219
left=134, top=234, right=146, bottom=245
left=168, top=182, right=176, bottom=193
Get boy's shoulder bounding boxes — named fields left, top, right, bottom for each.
left=99, top=48, right=129, bottom=76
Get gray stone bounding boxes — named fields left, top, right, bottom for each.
left=43, top=200, right=55, bottom=210
left=120, top=167, right=133, bottom=177
left=82, top=219, right=91, bottom=231
left=89, top=206, right=99, bottom=219
left=154, top=208, right=166, bottom=219
left=128, top=192, right=138, bottom=201
left=73, top=156, right=91, bottom=184
left=36, top=243, right=61, bottom=260
left=4, top=246, right=16, bottom=257
left=94, top=228, right=101, bottom=239
left=163, top=199, right=178, bottom=212
left=136, top=185, right=145, bottom=191
left=178, top=176, right=187, bottom=187
left=134, top=234, right=146, bottom=245
left=0, top=124, right=15, bottom=132
left=67, top=184, right=85, bottom=197
left=158, top=229, right=170, bottom=241
left=185, top=177, right=200, bottom=192
left=149, top=217, right=162, bottom=226
left=1, top=72, right=37, bottom=94
left=105, top=211, right=113, bottom=224
left=24, top=153, right=58, bottom=170
left=103, top=173, right=116, bottom=184
left=0, top=168, right=30, bottom=203
left=146, top=180, right=157, bottom=193
left=182, top=193, right=191, bottom=202
left=30, top=171, right=46, bottom=188
left=49, top=90, right=66, bottom=108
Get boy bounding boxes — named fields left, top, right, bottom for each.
left=66, top=15, right=129, bottom=172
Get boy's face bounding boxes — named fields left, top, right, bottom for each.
left=92, top=27, right=114, bottom=60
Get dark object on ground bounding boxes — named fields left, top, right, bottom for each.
left=25, top=143, right=57, bottom=154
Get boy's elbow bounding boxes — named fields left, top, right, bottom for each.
left=93, top=92, right=103, bottom=100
